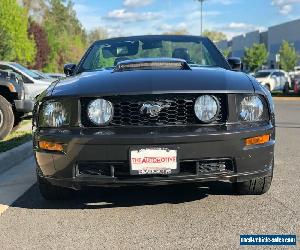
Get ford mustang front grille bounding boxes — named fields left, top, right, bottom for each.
left=81, top=94, right=227, bottom=127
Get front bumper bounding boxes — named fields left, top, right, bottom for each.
left=14, top=99, right=34, bottom=113
left=34, top=123, right=275, bottom=189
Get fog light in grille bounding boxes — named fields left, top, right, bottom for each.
left=194, top=95, right=219, bottom=123
left=245, top=134, right=270, bottom=146
left=39, top=141, right=64, bottom=152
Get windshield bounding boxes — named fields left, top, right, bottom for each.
left=11, top=63, right=43, bottom=80
left=78, top=36, right=229, bottom=73
left=254, top=71, right=271, bottom=78
left=33, top=70, right=49, bottom=79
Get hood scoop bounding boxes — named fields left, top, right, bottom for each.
left=114, top=58, right=191, bottom=72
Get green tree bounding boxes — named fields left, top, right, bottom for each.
left=43, top=0, right=87, bottom=72
left=221, top=48, right=231, bottom=58
left=0, top=0, right=36, bottom=64
left=163, top=28, right=189, bottom=35
left=279, top=40, right=299, bottom=72
left=202, top=30, right=227, bottom=42
left=243, top=43, right=268, bottom=71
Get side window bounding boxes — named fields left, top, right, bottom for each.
left=20, top=74, right=34, bottom=84
left=0, top=64, right=33, bottom=83
left=0, top=65, right=12, bottom=71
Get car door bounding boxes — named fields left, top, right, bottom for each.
left=269, top=72, right=279, bottom=90
left=278, top=72, right=286, bottom=90
left=273, top=72, right=282, bottom=90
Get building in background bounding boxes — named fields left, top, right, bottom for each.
left=232, top=31, right=261, bottom=58
left=268, top=19, right=300, bottom=68
left=215, top=18, right=300, bottom=68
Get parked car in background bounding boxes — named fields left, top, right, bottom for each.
left=289, top=66, right=300, bottom=78
left=292, top=75, right=300, bottom=93
left=0, top=62, right=55, bottom=100
left=254, top=69, right=289, bottom=93
left=45, top=73, right=65, bottom=79
left=0, top=70, right=34, bottom=139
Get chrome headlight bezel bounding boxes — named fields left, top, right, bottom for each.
left=194, top=95, right=220, bottom=123
left=87, top=98, right=114, bottom=126
left=238, top=95, right=269, bottom=122
left=38, top=100, right=70, bottom=128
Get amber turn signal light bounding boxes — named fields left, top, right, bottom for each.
left=245, top=134, right=270, bottom=146
left=8, top=83, right=16, bottom=92
left=39, top=141, right=64, bottom=152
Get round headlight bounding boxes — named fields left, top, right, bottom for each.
left=87, top=99, right=113, bottom=125
left=41, top=101, right=69, bottom=127
left=194, top=95, right=219, bottom=123
left=240, top=96, right=263, bottom=121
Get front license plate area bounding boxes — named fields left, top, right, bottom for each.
left=130, top=147, right=179, bottom=175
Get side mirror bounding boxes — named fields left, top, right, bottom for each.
left=64, top=63, right=77, bottom=76
left=227, top=57, right=242, bottom=71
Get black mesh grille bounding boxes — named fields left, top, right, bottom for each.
left=81, top=94, right=227, bottom=127
left=76, top=159, right=234, bottom=178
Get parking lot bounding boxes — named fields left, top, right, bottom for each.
left=0, top=99, right=299, bottom=249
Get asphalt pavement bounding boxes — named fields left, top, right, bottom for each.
left=0, top=99, right=299, bottom=249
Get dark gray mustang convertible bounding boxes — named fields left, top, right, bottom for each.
left=33, top=35, right=275, bottom=200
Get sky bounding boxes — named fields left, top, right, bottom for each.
left=73, top=0, right=300, bottom=39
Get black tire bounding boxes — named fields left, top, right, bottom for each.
left=233, top=166, right=273, bottom=195
left=283, top=83, right=289, bottom=94
left=0, top=95, right=14, bottom=140
left=38, top=175, right=74, bottom=200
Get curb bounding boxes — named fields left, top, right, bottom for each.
left=0, top=141, right=33, bottom=175
left=273, top=97, right=300, bottom=101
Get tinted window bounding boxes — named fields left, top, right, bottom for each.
left=254, top=71, right=271, bottom=78
left=0, top=65, right=12, bottom=71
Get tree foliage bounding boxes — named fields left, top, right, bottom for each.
left=21, top=0, right=47, bottom=23
left=163, top=28, right=189, bottom=35
left=88, top=27, right=108, bottom=45
left=43, top=0, right=87, bottom=72
left=243, top=43, right=268, bottom=71
left=279, top=40, right=299, bottom=72
left=202, top=30, right=227, bottom=42
left=28, top=21, right=50, bottom=69
left=221, top=48, right=231, bottom=58
left=0, top=0, right=36, bottom=64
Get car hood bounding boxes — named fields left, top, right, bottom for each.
left=35, top=78, right=55, bottom=84
left=51, top=67, right=255, bottom=97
